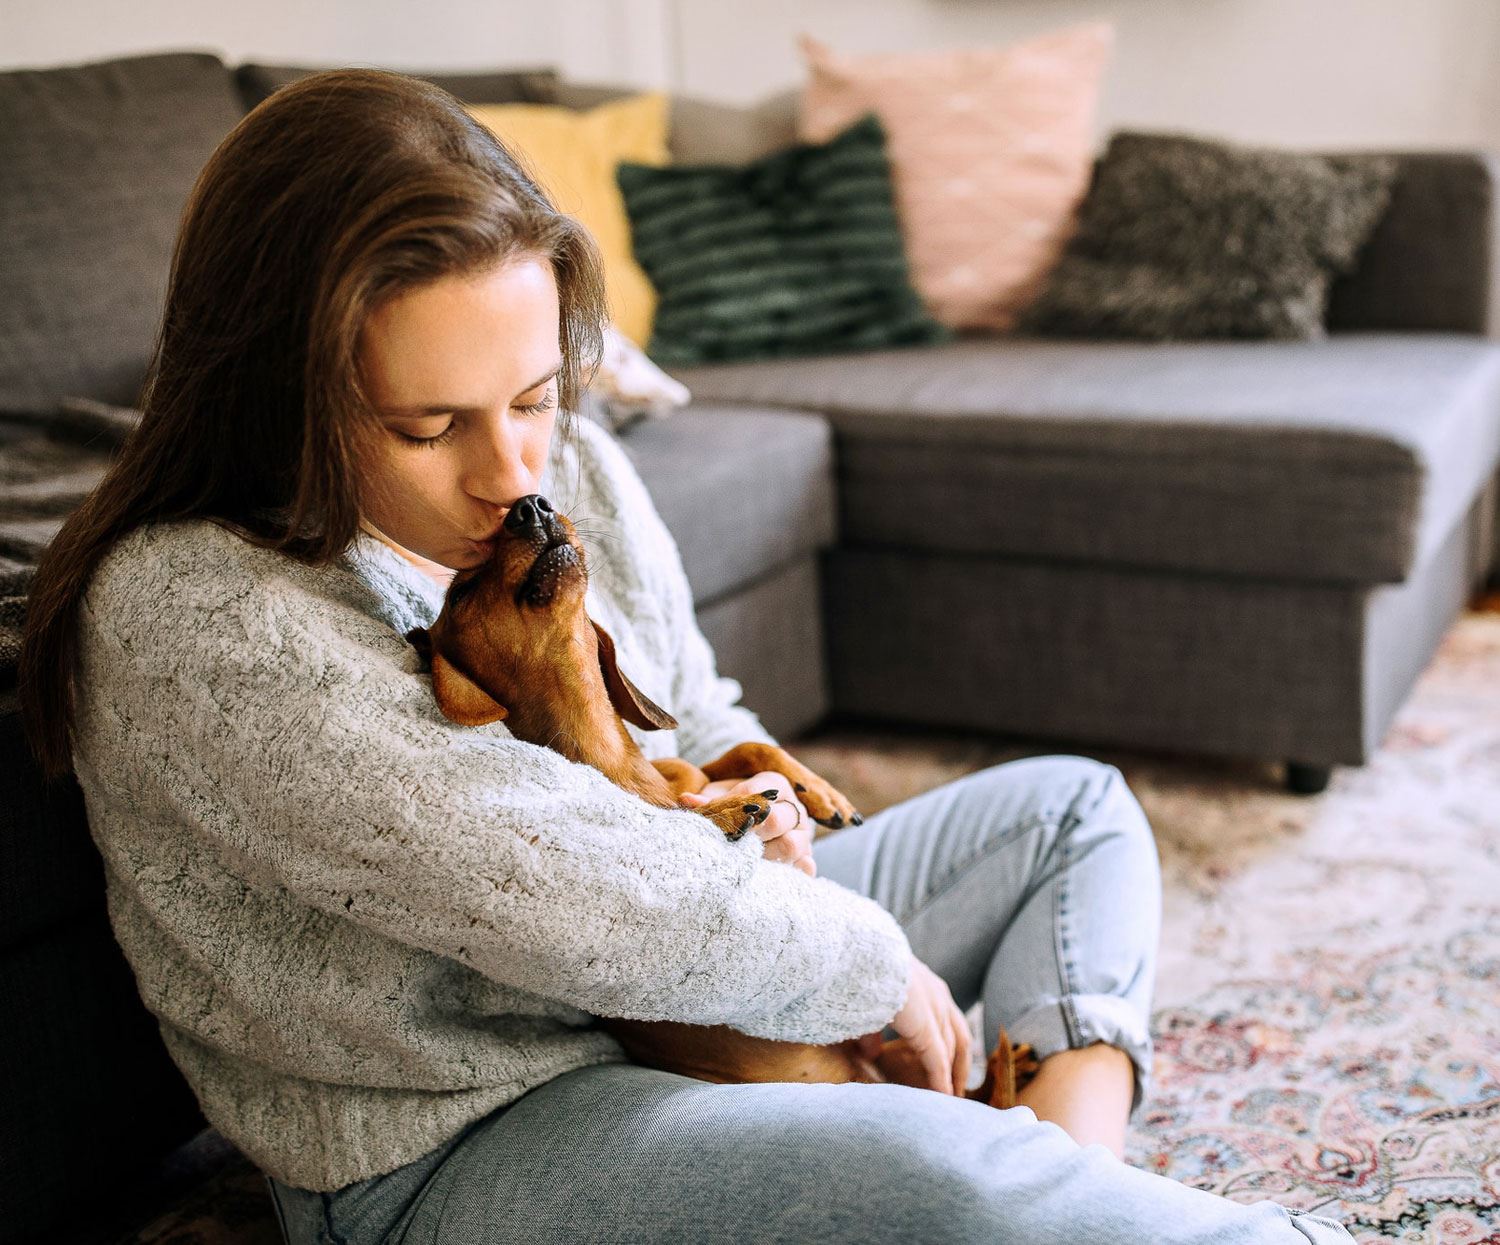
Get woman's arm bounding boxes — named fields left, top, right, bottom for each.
left=75, top=522, right=911, bottom=1046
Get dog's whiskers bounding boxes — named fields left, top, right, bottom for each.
left=568, top=514, right=626, bottom=560
left=569, top=514, right=622, bottom=543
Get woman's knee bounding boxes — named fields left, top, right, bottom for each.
left=1050, top=757, right=1159, bottom=887
left=971, top=756, right=1154, bottom=852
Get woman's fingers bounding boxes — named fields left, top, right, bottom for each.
left=911, top=989, right=956, bottom=1094
left=680, top=775, right=817, bottom=874
left=950, top=1005, right=972, bottom=1095
left=731, top=773, right=814, bottom=870
left=919, top=1017, right=956, bottom=1094
left=685, top=774, right=817, bottom=873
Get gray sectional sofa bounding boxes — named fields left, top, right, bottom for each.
left=3, top=49, right=1498, bottom=1245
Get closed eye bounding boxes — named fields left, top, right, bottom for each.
left=397, top=386, right=557, bottom=449
left=448, top=570, right=483, bottom=602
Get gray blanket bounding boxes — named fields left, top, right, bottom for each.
left=0, top=398, right=137, bottom=690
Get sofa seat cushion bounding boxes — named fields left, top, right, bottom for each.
left=614, top=405, right=836, bottom=605
left=669, top=333, right=1500, bottom=584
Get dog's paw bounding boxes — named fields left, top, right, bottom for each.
left=788, top=775, right=862, bottom=831
left=694, top=793, right=775, bottom=842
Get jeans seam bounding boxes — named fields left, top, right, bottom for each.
left=897, top=812, right=1055, bottom=929
left=321, top=1193, right=350, bottom=1245
left=394, top=1125, right=481, bottom=1245
left=1055, top=811, right=1083, bottom=1048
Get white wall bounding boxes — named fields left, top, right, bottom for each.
left=5, top=0, right=1499, bottom=151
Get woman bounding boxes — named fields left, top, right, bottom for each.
left=20, top=69, right=1354, bottom=1243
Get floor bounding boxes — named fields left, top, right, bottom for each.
left=101, top=596, right=1500, bottom=1244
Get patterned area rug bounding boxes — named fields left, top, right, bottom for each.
left=115, top=611, right=1500, bottom=1244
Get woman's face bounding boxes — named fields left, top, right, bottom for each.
left=357, top=254, right=562, bottom=570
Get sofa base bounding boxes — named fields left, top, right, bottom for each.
left=822, top=488, right=1492, bottom=771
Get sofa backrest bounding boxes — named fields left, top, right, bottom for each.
left=0, top=52, right=245, bottom=415
left=232, top=60, right=561, bottom=112
left=3, top=49, right=1496, bottom=434
left=1325, top=150, right=1500, bottom=339
left=554, top=79, right=798, bottom=166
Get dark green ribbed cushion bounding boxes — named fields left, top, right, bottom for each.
left=615, top=112, right=951, bottom=366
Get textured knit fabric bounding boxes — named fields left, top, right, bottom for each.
left=67, top=413, right=913, bottom=1191
left=1020, top=131, right=1399, bottom=341
left=616, top=112, right=951, bottom=365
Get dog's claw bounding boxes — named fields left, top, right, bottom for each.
left=760, top=788, right=778, bottom=799
left=852, top=812, right=863, bottom=825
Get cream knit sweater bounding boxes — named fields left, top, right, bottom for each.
left=69, top=414, right=912, bottom=1191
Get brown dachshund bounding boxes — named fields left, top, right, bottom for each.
left=404, top=493, right=1038, bottom=1107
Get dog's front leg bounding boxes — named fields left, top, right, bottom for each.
left=698, top=743, right=863, bottom=830
left=650, top=757, right=711, bottom=801
left=650, top=756, right=795, bottom=844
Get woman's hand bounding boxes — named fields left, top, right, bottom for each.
left=679, top=771, right=816, bottom=876
left=873, top=953, right=972, bottom=1096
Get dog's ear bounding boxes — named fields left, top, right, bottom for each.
left=592, top=619, right=678, bottom=731
left=408, top=626, right=510, bottom=725
left=405, top=626, right=433, bottom=670
left=429, top=649, right=511, bottom=726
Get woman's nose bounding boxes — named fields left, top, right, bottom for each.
left=466, top=415, right=535, bottom=503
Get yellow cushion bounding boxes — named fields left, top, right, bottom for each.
left=466, top=93, right=669, bottom=349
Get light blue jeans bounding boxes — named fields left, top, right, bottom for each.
left=266, top=756, right=1356, bottom=1243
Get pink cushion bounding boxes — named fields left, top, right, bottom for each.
left=797, top=23, right=1114, bottom=331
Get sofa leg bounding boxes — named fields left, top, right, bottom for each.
left=1284, top=762, right=1332, bottom=795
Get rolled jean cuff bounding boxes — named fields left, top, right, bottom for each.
left=1285, top=1207, right=1360, bottom=1242
left=1006, top=993, right=1154, bottom=1117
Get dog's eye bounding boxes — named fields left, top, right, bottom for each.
left=447, top=572, right=482, bottom=603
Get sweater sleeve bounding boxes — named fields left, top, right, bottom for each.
left=76, top=526, right=911, bottom=1047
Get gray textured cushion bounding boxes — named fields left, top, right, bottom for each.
left=0, top=52, right=245, bottom=412
left=233, top=63, right=559, bottom=111
left=668, top=333, right=1500, bottom=585
left=615, top=405, right=837, bottom=606
left=1021, top=132, right=1399, bottom=341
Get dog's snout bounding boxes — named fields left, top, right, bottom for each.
left=502, top=494, right=557, bottom=539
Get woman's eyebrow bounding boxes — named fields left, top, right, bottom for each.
left=381, top=359, right=563, bottom=417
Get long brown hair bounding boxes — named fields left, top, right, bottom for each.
left=19, top=68, right=609, bottom=783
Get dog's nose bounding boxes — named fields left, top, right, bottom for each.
left=502, top=494, right=556, bottom=539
